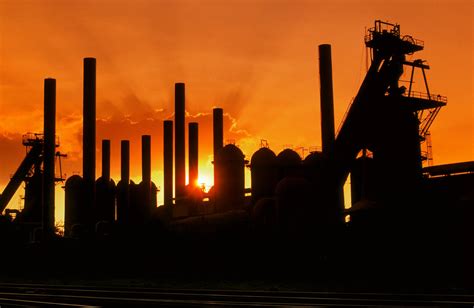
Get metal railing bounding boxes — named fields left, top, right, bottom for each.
left=405, top=91, right=447, bottom=103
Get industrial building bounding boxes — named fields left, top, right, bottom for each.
left=0, top=20, right=473, bottom=285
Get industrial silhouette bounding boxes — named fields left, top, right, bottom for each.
left=0, top=21, right=473, bottom=288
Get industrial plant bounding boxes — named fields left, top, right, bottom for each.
left=0, top=20, right=473, bottom=287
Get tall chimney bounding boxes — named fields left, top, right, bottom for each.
left=120, top=140, right=130, bottom=183
left=213, top=108, right=223, bottom=159
left=142, top=135, right=152, bottom=216
left=318, top=44, right=336, bottom=157
left=163, top=120, right=173, bottom=207
left=101, top=139, right=110, bottom=181
left=117, top=140, right=130, bottom=225
left=142, top=135, right=151, bottom=184
left=83, top=57, right=96, bottom=183
left=43, top=78, right=56, bottom=236
left=83, top=57, right=96, bottom=225
left=188, top=122, right=198, bottom=187
left=175, top=83, right=185, bottom=201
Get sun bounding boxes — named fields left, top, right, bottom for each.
left=196, top=174, right=213, bottom=193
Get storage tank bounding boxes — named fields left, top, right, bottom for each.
left=276, top=149, right=302, bottom=180
left=250, top=147, right=277, bottom=204
left=95, top=177, right=116, bottom=224
left=303, top=151, right=324, bottom=185
left=214, top=144, right=247, bottom=212
left=95, top=139, right=116, bottom=223
left=275, top=176, right=313, bottom=237
left=64, top=175, right=84, bottom=236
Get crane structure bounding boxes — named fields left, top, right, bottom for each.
left=0, top=133, right=65, bottom=222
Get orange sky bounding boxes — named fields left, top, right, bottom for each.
left=1, top=0, right=473, bottom=221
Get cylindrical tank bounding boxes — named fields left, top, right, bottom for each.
left=275, top=176, right=313, bottom=237
left=214, top=144, right=247, bottom=212
left=251, top=197, right=278, bottom=237
left=302, top=151, right=324, bottom=184
left=95, top=139, right=116, bottom=223
left=65, top=175, right=84, bottom=236
left=95, top=177, right=116, bottom=223
left=250, top=147, right=277, bottom=204
left=276, top=149, right=302, bottom=180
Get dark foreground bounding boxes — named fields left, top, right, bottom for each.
left=0, top=282, right=473, bottom=307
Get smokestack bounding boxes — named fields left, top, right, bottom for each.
left=318, top=44, right=336, bottom=157
left=175, top=83, right=185, bottom=201
left=121, top=140, right=130, bottom=183
left=213, top=108, right=223, bottom=159
left=101, top=139, right=110, bottom=181
left=163, top=120, right=173, bottom=207
left=141, top=135, right=152, bottom=218
left=117, top=140, right=130, bottom=225
left=83, top=57, right=96, bottom=183
left=142, top=135, right=151, bottom=184
left=189, top=122, right=198, bottom=187
left=43, top=78, right=56, bottom=236
left=83, top=57, right=96, bottom=225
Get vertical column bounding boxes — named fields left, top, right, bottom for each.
left=102, top=139, right=110, bottom=181
left=142, top=135, right=151, bottom=215
left=188, top=122, right=198, bottom=187
left=318, top=44, right=335, bottom=158
left=121, top=140, right=130, bottom=184
left=175, top=83, right=185, bottom=201
left=83, top=58, right=96, bottom=225
left=163, top=120, right=173, bottom=207
left=213, top=108, right=223, bottom=159
left=43, top=78, right=56, bottom=237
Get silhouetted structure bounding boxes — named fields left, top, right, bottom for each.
left=214, top=144, right=247, bottom=212
left=116, top=140, right=130, bottom=225
left=175, top=83, right=186, bottom=202
left=250, top=146, right=277, bottom=204
left=276, top=149, right=301, bottom=180
left=95, top=140, right=115, bottom=224
left=83, top=58, right=96, bottom=228
left=4, top=20, right=474, bottom=291
left=65, top=175, right=84, bottom=236
left=42, top=78, right=56, bottom=237
left=163, top=120, right=173, bottom=209
left=213, top=108, right=224, bottom=159
left=188, top=122, right=199, bottom=188
left=319, top=44, right=336, bottom=158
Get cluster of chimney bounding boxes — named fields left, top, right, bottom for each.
left=41, top=43, right=336, bottom=236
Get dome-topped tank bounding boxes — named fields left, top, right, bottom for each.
left=303, top=151, right=324, bottom=184
left=277, top=149, right=301, bottom=166
left=251, top=147, right=276, bottom=166
left=95, top=177, right=116, bottom=224
left=65, top=175, right=84, bottom=236
left=303, top=151, right=324, bottom=166
left=214, top=144, right=247, bottom=212
left=250, top=147, right=277, bottom=204
left=216, top=144, right=245, bottom=162
left=276, top=149, right=302, bottom=180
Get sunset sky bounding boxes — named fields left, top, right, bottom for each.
left=1, top=0, right=472, bottom=221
